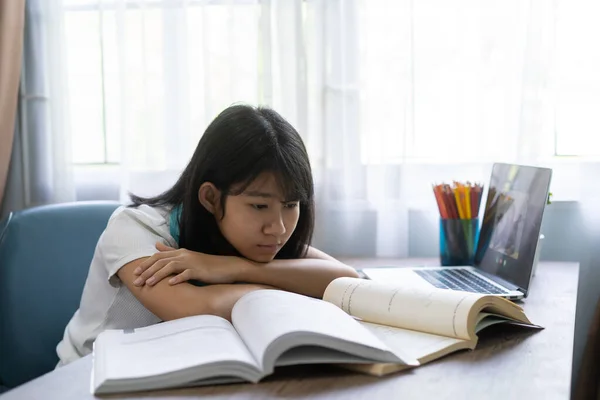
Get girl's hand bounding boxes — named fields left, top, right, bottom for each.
left=132, top=242, right=246, bottom=286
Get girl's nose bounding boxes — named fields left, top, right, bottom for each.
left=264, top=213, right=286, bottom=236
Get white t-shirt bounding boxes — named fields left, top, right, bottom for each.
left=55, top=204, right=179, bottom=367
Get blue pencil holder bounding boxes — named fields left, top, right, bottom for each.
left=439, top=218, right=480, bottom=266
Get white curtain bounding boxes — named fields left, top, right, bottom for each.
left=39, top=0, right=598, bottom=257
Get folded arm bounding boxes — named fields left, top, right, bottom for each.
left=238, top=246, right=359, bottom=298
left=117, top=258, right=274, bottom=322
left=130, top=244, right=359, bottom=306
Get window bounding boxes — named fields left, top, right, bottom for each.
left=62, top=0, right=600, bottom=167
left=553, top=1, right=600, bottom=157
left=357, top=0, right=558, bottom=164
left=64, top=2, right=113, bottom=164
left=63, top=0, right=261, bottom=166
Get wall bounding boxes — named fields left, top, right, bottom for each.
left=409, top=201, right=583, bottom=261
left=313, top=201, right=583, bottom=261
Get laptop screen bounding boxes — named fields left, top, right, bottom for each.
left=474, top=163, right=552, bottom=292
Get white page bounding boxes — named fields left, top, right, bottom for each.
left=231, top=290, right=415, bottom=370
left=96, top=315, right=259, bottom=381
left=359, top=322, right=465, bottom=363
left=323, top=277, right=483, bottom=340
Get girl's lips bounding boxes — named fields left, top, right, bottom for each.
left=257, top=244, right=280, bottom=252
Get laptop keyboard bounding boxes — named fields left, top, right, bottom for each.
left=415, top=269, right=510, bottom=294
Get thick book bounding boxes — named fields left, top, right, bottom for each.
left=323, top=277, right=542, bottom=376
left=91, top=288, right=418, bottom=394
left=91, top=277, right=540, bottom=394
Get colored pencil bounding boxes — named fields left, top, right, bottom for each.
left=432, top=181, right=484, bottom=220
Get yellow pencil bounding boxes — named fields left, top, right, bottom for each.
left=465, top=185, right=471, bottom=219
left=453, top=188, right=465, bottom=219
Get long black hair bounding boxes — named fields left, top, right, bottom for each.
left=129, top=104, right=315, bottom=259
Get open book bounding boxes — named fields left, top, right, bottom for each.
left=322, top=277, right=542, bottom=376
left=92, top=277, right=540, bottom=394
left=91, top=288, right=419, bottom=394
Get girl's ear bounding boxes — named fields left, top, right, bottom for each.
left=198, top=182, right=221, bottom=214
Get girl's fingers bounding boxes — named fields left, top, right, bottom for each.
left=134, top=258, right=171, bottom=285
left=135, top=254, right=163, bottom=275
left=134, top=248, right=177, bottom=275
left=146, top=261, right=182, bottom=286
left=169, top=269, right=193, bottom=285
left=155, top=242, right=176, bottom=251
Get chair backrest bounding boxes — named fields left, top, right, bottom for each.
left=0, top=201, right=120, bottom=389
left=571, top=206, right=600, bottom=399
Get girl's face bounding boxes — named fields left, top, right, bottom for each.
left=216, top=172, right=301, bottom=263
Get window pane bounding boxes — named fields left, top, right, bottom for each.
left=186, top=3, right=260, bottom=151
left=410, top=1, right=528, bottom=161
left=357, top=0, right=533, bottom=163
left=64, top=10, right=106, bottom=164
left=62, top=0, right=100, bottom=8
left=554, top=1, right=600, bottom=156
left=64, top=1, right=261, bottom=166
left=101, top=10, right=121, bottom=164
left=121, top=8, right=165, bottom=169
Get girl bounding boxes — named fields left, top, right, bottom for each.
left=56, top=104, right=359, bottom=366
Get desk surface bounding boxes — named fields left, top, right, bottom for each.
left=1, top=259, right=578, bottom=400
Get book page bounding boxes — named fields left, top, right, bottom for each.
left=474, top=312, right=542, bottom=333
left=95, top=315, right=260, bottom=382
left=359, top=321, right=468, bottom=364
left=231, top=289, right=417, bottom=372
left=323, top=277, right=484, bottom=340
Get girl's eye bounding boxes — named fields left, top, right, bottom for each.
left=252, top=204, right=268, bottom=210
left=285, top=202, right=299, bottom=209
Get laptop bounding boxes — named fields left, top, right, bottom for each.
left=361, top=163, right=552, bottom=300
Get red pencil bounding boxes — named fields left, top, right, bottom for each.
left=470, top=186, right=477, bottom=218
left=432, top=185, right=447, bottom=219
left=443, top=185, right=458, bottom=219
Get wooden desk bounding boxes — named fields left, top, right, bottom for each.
left=0, top=260, right=578, bottom=400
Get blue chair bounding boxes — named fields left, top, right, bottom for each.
left=0, top=201, right=120, bottom=391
